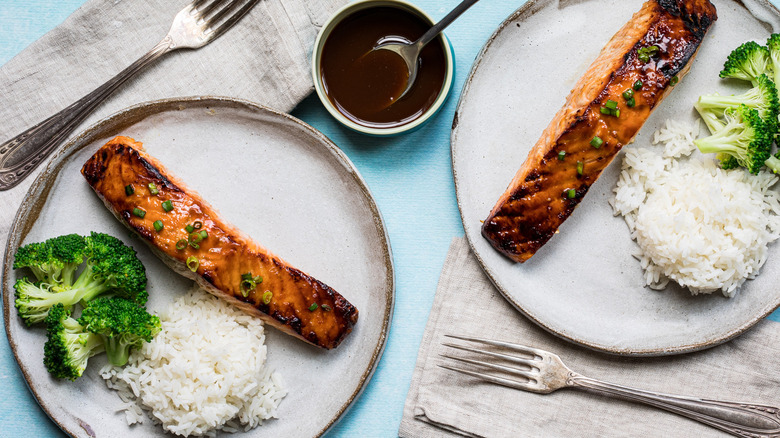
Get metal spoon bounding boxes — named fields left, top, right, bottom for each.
left=373, top=0, right=480, bottom=101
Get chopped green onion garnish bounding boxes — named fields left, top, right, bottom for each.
left=186, top=256, right=199, bottom=272
left=567, top=189, right=576, bottom=199
left=148, top=182, right=159, bottom=195
left=633, top=80, right=643, bottom=90
left=262, top=291, right=273, bottom=305
left=193, top=221, right=203, bottom=230
left=253, top=275, right=263, bottom=284
left=308, top=303, right=319, bottom=311
left=600, top=107, right=611, bottom=115
left=185, top=224, right=194, bottom=233
left=558, top=151, right=566, bottom=160
left=627, top=97, right=636, bottom=108
left=321, top=304, right=332, bottom=312
left=241, top=273, right=253, bottom=281
left=670, top=75, right=679, bottom=86
left=162, top=200, right=173, bottom=212
left=622, top=89, right=634, bottom=100
left=240, top=273, right=256, bottom=297
left=189, top=232, right=203, bottom=244
left=638, top=53, right=649, bottom=63
left=614, top=109, right=620, bottom=118
left=125, top=185, right=134, bottom=196
left=189, top=241, right=200, bottom=249
left=132, top=207, right=146, bottom=218
left=590, top=136, right=603, bottom=149
left=176, top=239, right=187, bottom=250
left=576, top=161, right=584, bottom=175
left=605, top=100, right=618, bottom=110
left=199, top=230, right=208, bottom=239
left=153, top=220, right=163, bottom=232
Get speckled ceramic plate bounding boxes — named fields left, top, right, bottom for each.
left=452, top=0, right=780, bottom=356
left=2, top=97, right=394, bottom=437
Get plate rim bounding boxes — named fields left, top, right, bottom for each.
left=450, top=0, right=780, bottom=357
left=2, top=95, right=395, bottom=436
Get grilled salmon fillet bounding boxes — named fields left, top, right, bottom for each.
left=82, top=136, right=358, bottom=349
left=482, top=0, right=717, bottom=263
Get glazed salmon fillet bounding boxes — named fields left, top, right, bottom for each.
left=82, top=136, right=358, bottom=349
left=482, top=0, right=717, bottom=262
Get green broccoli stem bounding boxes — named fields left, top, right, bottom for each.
left=101, top=336, right=131, bottom=367
left=695, top=134, right=743, bottom=156
left=765, top=155, right=780, bottom=173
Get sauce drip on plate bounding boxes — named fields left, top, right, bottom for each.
left=320, top=7, right=447, bottom=129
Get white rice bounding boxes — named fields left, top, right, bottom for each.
left=611, top=120, right=780, bottom=297
left=100, top=286, right=287, bottom=437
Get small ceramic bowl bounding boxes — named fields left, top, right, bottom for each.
left=311, top=0, right=455, bottom=136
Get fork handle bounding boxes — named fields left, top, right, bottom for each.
left=0, top=36, right=174, bottom=191
left=570, top=373, right=780, bottom=437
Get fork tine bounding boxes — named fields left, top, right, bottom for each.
left=440, top=354, right=537, bottom=381
left=190, top=0, right=209, bottom=9
left=443, top=342, right=540, bottom=370
left=438, top=364, right=536, bottom=391
left=209, top=0, right=261, bottom=37
left=207, top=0, right=249, bottom=27
left=198, top=0, right=232, bottom=19
left=445, top=334, right=548, bottom=358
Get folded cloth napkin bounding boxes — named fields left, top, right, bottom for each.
left=400, top=237, right=780, bottom=438
left=0, top=0, right=345, bottom=253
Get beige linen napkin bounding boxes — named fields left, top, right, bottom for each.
left=400, top=237, right=780, bottom=438
left=0, top=0, right=345, bottom=253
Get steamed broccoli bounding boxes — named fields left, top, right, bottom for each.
left=13, top=234, right=87, bottom=290
left=79, top=297, right=160, bottom=367
left=14, top=232, right=147, bottom=326
left=767, top=34, right=780, bottom=88
left=695, top=73, right=779, bottom=134
left=43, top=303, right=104, bottom=381
left=719, top=41, right=772, bottom=85
left=695, top=105, right=773, bottom=174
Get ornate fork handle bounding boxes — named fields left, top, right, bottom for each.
left=0, top=37, right=175, bottom=191
left=570, top=373, right=780, bottom=438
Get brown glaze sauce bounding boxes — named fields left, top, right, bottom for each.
left=320, top=7, right=446, bottom=128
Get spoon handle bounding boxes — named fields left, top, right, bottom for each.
left=418, top=0, right=480, bottom=47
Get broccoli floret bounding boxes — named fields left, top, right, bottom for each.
left=71, top=232, right=148, bottom=306
left=695, top=105, right=772, bottom=174
left=767, top=34, right=780, bottom=88
left=720, top=41, right=772, bottom=85
left=13, top=234, right=87, bottom=289
left=14, top=232, right=147, bottom=325
left=43, top=303, right=104, bottom=380
left=695, top=73, right=779, bottom=135
left=79, top=297, right=160, bottom=366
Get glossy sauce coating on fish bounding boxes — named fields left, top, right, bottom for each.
left=482, top=0, right=717, bottom=263
left=82, top=136, right=358, bottom=349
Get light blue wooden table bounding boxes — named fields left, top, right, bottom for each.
left=2, top=1, right=779, bottom=437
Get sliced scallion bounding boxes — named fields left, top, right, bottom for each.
left=132, top=207, right=146, bottom=218
left=567, top=189, right=576, bottom=199
left=670, top=76, right=679, bottom=86
left=633, top=80, right=643, bottom=90
left=186, top=256, right=199, bottom=272
left=148, top=182, right=159, bottom=195
left=308, top=303, right=319, bottom=311
left=558, top=151, right=566, bottom=161
left=590, top=136, right=603, bottom=149
left=125, top=185, right=134, bottom=196
left=162, top=200, right=173, bottom=212
left=153, top=220, right=163, bottom=232
left=262, top=291, right=273, bottom=305
left=176, top=239, right=187, bottom=250
left=627, top=97, right=636, bottom=108
left=321, top=304, right=332, bottom=312
left=622, top=89, right=634, bottom=100
left=605, top=100, right=618, bottom=110
left=576, top=161, right=584, bottom=176
left=193, top=221, right=203, bottom=230
left=185, top=224, right=195, bottom=233
left=199, top=230, right=208, bottom=239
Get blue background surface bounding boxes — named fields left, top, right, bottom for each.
left=1, top=1, right=779, bottom=437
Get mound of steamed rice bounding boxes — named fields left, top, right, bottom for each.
left=611, top=120, right=780, bottom=297
left=100, top=286, right=286, bottom=437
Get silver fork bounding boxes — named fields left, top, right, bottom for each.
left=0, top=0, right=261, bottom=191
left=441, top=334, right=780, bottom=438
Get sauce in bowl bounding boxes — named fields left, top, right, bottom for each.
left=319, top=6, right=447, bottom=129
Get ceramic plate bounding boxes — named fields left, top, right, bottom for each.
left=2, top=97, right=394, bottom=436
left=452, top=0, right=780, bottom=356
